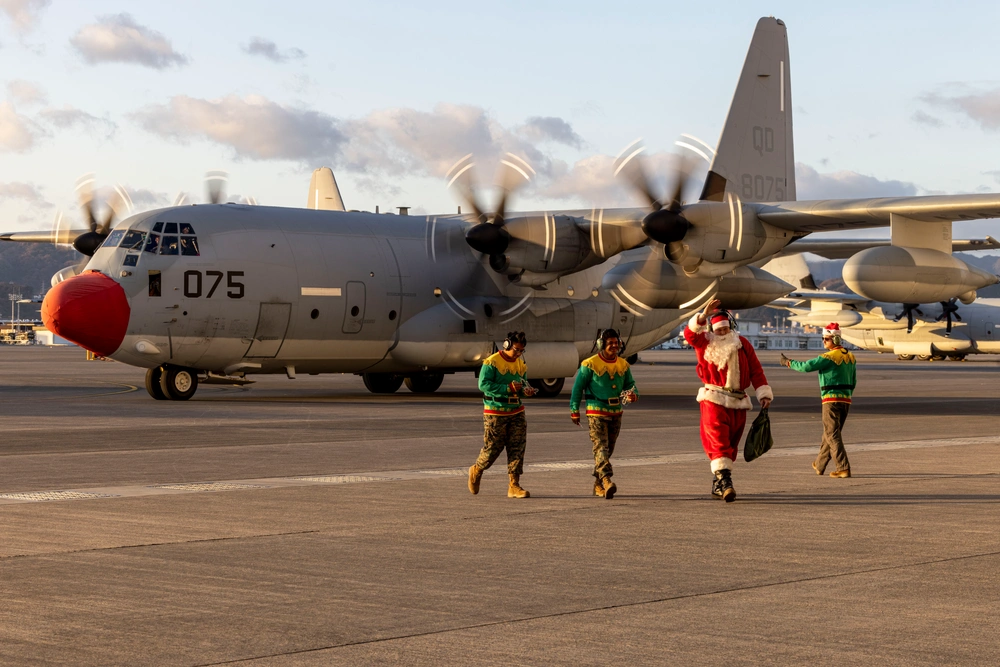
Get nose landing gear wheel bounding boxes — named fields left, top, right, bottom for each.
left=159, top=366, right=199, bottom=400
left=145, top=366, right=167, bottom=400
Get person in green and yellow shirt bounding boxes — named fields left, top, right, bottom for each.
left=569, top=329, right=638, bottom=500
left=781, top=322, right=857, bottom=478
left=468, top=331, right=537, bottom=498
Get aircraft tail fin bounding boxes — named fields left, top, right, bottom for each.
left=700, top=17, right=795, bottom=203
left=307, top=167, right=346, bottom=211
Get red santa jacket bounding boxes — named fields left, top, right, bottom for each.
left=684, top=314, right=772, bottom=410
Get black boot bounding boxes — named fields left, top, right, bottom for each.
left=713, top=470, right=736, bottom=503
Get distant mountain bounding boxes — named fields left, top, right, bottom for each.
left=0, top=243, right=79, bottom=298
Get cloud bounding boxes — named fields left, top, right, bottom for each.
left=540, top=151, right=705, bottom=206
left=39, top=106, right=117, bottom=137
left=123, top=187, right=171, bottom=208
left=0, top=181, right=51, bottom=207
left=0, top=0, right=50, bottom=33
left=6, top=79, right=46, bottom=105
left=922, top=88, right=1000, bottom=131
left=0, top=101, right=44, bottom=152
left=796, top=163, right=918, bottom=199
left=519, top=116, right=583, bottom=148
left=70, top=13, right=188, bottom=69
left=131, top=94, right=345, bottom=161
left=911, top=109, right=944, bottom=128
left=242, top=37, right=305, bottom=63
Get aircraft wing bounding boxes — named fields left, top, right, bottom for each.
left=0, top=230, right=85, bottom=244
left=781, top=289, right=870, bottom=305
left=780, top=236, right=1000, bottom=259
left=756, top=194, right=1000, bottom=232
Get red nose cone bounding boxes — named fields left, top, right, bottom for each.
left=42, top=271, right=130, bottom=357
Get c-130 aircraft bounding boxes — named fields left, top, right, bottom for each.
left=10, top=17, right=1000, bottom=401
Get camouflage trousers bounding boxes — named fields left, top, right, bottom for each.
left=588, top=414, right=622, bottom=481
left=474, top=412, right=527, bottom=475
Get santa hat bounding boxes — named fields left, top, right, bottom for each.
left=710, top=313, right=731, bottom=331
left=823, top=323, right=841, bottom=337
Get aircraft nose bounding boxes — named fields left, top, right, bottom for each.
left=42, top=271, right=130, bottom=357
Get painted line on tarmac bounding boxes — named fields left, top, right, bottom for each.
left=0, top=435, right=996, bottom=506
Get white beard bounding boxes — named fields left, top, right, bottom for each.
left=704, top=331, right=742, bottom=391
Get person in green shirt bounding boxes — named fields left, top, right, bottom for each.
left=781, top=322, right=856, bottom=478
left=468, top=331, right=537, bottom=498
left=569, top=329, right=638, bottom=499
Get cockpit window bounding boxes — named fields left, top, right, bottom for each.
left=179, top=223, right=196, bottom=235
left=120, top=230, right=146, bottom=250
left=152, top=222, right=163, bottom=233
left=102, top=229, right=126, bottom=248
left=164, top=222, right=178, bottom=234
left=160, top=235, right=179, bottom=255
left=180, top=236, right=200, bottom=256
left=143, top=233, right=160, bottom=254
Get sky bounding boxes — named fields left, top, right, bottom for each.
left=1, top=0, right=999, bottom=240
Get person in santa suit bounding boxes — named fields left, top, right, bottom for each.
left=684, top=298, right=773, bottom=502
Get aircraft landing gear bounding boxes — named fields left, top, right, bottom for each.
left=145, top=366, right=168, bottom=400
left=404, top=373, right=444, bottom=393
left=362, top=373, right=404, bottom=394
left=528, top=377, right=565, bottom=398
left=896, top=354, right=915, bottom=361
left=159, top=365, right=199, bottom=400
left=947, top=354, right=967, bottom=361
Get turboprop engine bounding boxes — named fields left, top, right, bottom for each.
left=843, top=246, right=998, bottom=303
left=602, top=254, right=794, bottom=311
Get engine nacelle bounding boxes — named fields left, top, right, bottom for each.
left=843, top=246, right=998, bottom=303
left=603, top=255, right=793, bottom=310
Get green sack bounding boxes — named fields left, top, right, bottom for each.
left=743, top=408, right=773, bottom=462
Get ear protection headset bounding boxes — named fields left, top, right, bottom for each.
left=596, top=328, right=625, bottom=353
left=711, top=310, right=739, bottom=333
left=502, top=331, right=526, bottom=350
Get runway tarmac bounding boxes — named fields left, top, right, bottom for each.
left=1, top=346, right=998, bottom=665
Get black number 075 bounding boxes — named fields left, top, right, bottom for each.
left=183, top=270, right=245, bottom=299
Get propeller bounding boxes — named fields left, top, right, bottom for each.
left=448, top=153, right=534, bottom=257
left=613, top=139, right=698, bottom=261
left=204, top=170, right=228, bottom=204
left=70, top=175, right=130, bottom=257
left=894, top=303, right=924, bottom=334
left=936, top=298, right=962, bottom=335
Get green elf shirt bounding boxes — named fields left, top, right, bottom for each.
left=569, top=354, right=638, bottom=418
left=789, top=347, right=857, bottom=404
left=479, top=351, right=529, bottom=415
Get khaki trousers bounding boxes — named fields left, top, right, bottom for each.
left=815, top=402, right=850, bottom=473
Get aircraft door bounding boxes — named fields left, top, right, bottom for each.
left=245, top=303, right=292, bottom=358
left=342, top=281, right=366, bottom=333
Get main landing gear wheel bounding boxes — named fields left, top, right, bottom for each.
left=896, top=354, right=915, bottom=361
left=362, top=373, right=404, bottom=394
left=145, top=366, right=167, bottom=400
left=159, top=366, right=198, bottom=400
left=404, top=373, right=444, bottom=393
left=528, top=377, right=565, bottom=398
left=626, top=353, right=639, bottom=365
left=947, top=354, right=967, bottom=361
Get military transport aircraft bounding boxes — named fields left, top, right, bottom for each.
left=5, top=16, right=1000, bottom=400
left=764, top=253, right=1000, bottom=361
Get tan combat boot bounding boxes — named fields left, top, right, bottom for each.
left=601, top=477, right=617, bottom=500
left=468, top=465, right=483, bottom=495
left=508, top=474, right=530, bottom=498
left=594, top=479, right=605, bottom=497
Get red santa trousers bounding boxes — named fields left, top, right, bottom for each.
left=699, top=400, right=747, bottom=463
